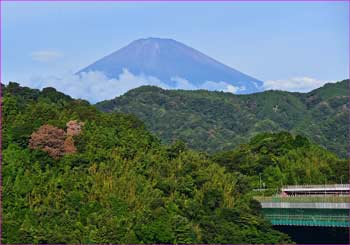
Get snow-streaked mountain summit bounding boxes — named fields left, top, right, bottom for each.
left=78, top=37, right=263, bottom=93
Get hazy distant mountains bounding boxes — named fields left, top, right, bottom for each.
left=78, top=37, right=263, bottom=94
left=96, top=79, right=348, bottom=158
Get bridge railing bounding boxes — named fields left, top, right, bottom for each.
left=255, top=195, right=350, bottom=203
left=283, top=184, right=350, bottom=189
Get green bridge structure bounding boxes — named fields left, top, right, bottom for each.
left=255, top=184, right=350, bottom=227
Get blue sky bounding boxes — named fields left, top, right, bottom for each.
left=1, top=1, right=349, bottom=102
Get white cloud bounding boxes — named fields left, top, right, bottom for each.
left=17, top=72, right=340, bottom=104
left=263, top=77, right=336, bottom=93
left=226, top=85, right=241, bottom=93
left=30, top=50, right=63, bottom=62
left=20, top=70, right=246, bottom=103
left=22, top=69, right=169, bottom=103
left=170, top=77, right=245, bottom=93
left=171, top=76, right=197, bottom=90
left=201, top=80, right=245, bottom=93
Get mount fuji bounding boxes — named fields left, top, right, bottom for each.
left=78, top=37, right=263, bottom=94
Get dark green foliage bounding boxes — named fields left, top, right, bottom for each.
left=212, top=132, right=348, bottom=190
left=2, top=83, right=294, bottom=244
left=96, top=80, right=348, bottom=158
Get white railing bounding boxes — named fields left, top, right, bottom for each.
left=283, top=184, right=350, bottom=190
left=260, top=202, right=350, bottom=209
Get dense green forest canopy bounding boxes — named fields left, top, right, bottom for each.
left=212, top=132, right=348, bottom=191
left=96, top=79, right=348, bottom=158
left=2, top=82, right=292, bottom=243
left=1, top=82, right=347, bottom=244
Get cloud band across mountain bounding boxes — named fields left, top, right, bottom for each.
left=20, top=69, right=334, bottom=103
left=22, top=69, right=248, bottom=103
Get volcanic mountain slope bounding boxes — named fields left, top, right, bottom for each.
left=78, top=37, right=263, bottom=93
left=96, top=79, right=348, bottom=158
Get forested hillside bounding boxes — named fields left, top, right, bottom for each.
left=212, top=132, right=348, bottom=190
left=96, top=79, right=348, bottom=157
left=2, top=82, right=347, bottom=244
left=2, top=82, right=292, bottom=244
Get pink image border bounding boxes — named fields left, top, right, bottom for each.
left=0, top=0, right=348, bottom=244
